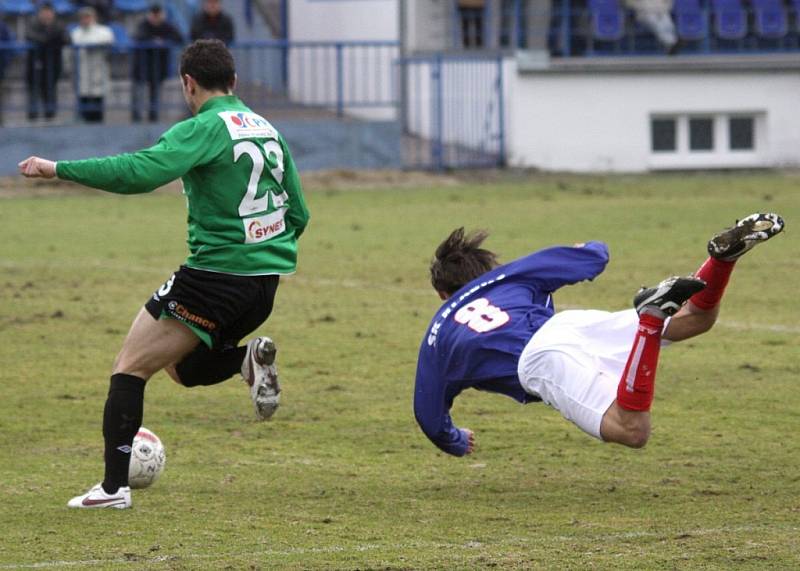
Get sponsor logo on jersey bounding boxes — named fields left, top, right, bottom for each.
left=243, top=208, right=286, bottom=244
left=219, top=111, right=278, bottom=140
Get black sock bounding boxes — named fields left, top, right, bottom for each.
left=102, top=373, right=145, bottom=494
left=175, top=345, right=247, bottom=387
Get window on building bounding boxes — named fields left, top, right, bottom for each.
left=689, top=117, right=714, bottom=151
left=458, top=0, right=485, bottom=48
left=729, top=116, right=755, bottom=150
left=651, top=118, right=677, bottom=152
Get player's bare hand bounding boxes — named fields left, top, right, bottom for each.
left=18, top=156, right=57, bottom=179
left=463, top=428, right=475, bottom=455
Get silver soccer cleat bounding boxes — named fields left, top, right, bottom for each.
left=241, top=337, right=280, bottom=420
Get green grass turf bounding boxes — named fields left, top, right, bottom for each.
left=0, top=172, right=798, bottom=570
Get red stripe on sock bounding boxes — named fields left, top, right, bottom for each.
left=690, top=257, right=735, bottom=311
left=616, top=313, right=664, bottom=412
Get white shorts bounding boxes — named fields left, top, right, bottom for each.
left=517, top=309, right=669, bottom=440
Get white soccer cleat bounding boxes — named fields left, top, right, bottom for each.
left=707, top=212, right=785, bottom=261
left=67, top=483, right=131, bottom=509
left=241, top=337, right=280, bottom=420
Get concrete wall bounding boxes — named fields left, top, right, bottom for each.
left=405, top=0, right=450, bottom=52
left=509, top=66, right=800, bottom=172
left=288, top=0, right=399, bottom=42
left=0, top=120, right=402, bottom=176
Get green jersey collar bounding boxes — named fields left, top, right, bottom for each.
left=198, top=95, right=245, bottom=114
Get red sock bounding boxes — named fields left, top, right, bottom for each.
left=690, top=257, right=735, bottom=311
left=616, top=313, right=664, bottom=412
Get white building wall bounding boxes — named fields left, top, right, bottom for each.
left=509, top=70, right=800, bottom=172
left=289, top=0, right=399, bottom=42
left=286, top=1, right=399, bottom=120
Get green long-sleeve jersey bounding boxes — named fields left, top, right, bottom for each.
left=56, top=95, right=310, bottom=275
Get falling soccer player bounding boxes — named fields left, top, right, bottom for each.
left=414, top=213, right=784, bottom=456
left=19, top=40, right=310, bottom=508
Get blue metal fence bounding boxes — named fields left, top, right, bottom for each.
left=0, top=39, right=507, bottom=170
left=400, top=53, right=505, bottom=170
left=0, top=39, right=399, bottom=123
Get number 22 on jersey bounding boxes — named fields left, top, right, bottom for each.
left=454, top=298, right=510, bottom=333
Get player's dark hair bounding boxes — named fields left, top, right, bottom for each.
left=430, top=227, right=498, bottom=296
left=179, top=40, right=236, bottom=92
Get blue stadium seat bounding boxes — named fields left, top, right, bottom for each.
left=674, top=0, right=707, bottom=40
left=712, top=0, right=748, bottom=40
left=109, top=22, right=131, bottom=52
left=113, top=0, right=149, bottom=13
left=589, top=0, right=625, bottom=41
left=1, top=0, right=35, bottom=15
left=53, top=0, right=76, bottom=15
left=753, top=0, right=788, bottom=38
left=51, top=0, right=76, bottom=15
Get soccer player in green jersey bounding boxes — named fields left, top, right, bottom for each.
left=19, top=40, right=310, bottom=509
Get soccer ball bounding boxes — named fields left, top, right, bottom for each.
left=128, top=427, right=166, bottom=489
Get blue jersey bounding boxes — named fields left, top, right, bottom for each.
left=413, top=241, right=610, bottom=456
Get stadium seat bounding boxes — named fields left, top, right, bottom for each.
left=113, top=0, right=149, bottom=13
left=0, top=0, right=35, bottom=16
left=753, top=0, right=788, bottom=38
left=109, top=22, right=131, bottom=52
left=589, top=0, right=626, bottom=41
left=712, top=0, right=748, bottom=40
left=674, top=0, right=708, bottom=41
left=51, top=0, right=76, bottom=15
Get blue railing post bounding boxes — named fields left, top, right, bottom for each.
left=335, top=42, right=344, bottom=118
left=514, top=0, right=523, bottom=48
left=561, top=0, right=571, bottom=56
left=280, top=0, right=288, bottom=87
left=72, top=46, right=81, bottom=121
left=244, top=0, right=253, bottom=28
left=496, top=55, right=505, bottom=167
left=431, top=54, right=444, bottom=170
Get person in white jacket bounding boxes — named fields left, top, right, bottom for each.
left=71, top=7, right=114, bottom=122
left=626, top=0, right=678, bottom=53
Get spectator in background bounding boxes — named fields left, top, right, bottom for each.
left=75, top=0, right=111, bottom=23
left=26, top=2, right=69, bottom=121
left=625, top=0, right=679, bottom=54
left=190, top=0, right=235, bottom=45
left=71, top=6, right=114, bottom=122
left=132, top=4, right=183, bottom=122
left=0, top=17, right=12, bottom=125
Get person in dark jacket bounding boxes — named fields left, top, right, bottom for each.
left=190, top=0, right=234, bottom=45
left=0, top=18, right=12, bottom=124
left=26, top=2, right=69, bottom=120
left=132, top=4, right=183, bottom=122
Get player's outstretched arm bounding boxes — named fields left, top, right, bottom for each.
left=414, top=379, right=474, bottom=457
left=18, top=156, right=57, bottom=179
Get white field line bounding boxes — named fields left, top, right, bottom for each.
left=2, top=260, right=798, bottom=334
left=1, top=524, right=795, bottom=569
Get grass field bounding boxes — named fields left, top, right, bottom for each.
left=0, top=171, right=798, bottom=570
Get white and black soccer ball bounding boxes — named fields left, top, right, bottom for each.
left=128, top=427, right=166, bottom=489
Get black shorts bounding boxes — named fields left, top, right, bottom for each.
left=144, top=266, right=279, bottom=349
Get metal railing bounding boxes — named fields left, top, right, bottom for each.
left=0, top=39, right=399, bottom=125
left=400, top=53, right=505, bottom=170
